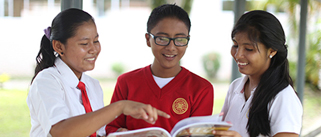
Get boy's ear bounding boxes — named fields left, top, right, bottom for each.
left=145, top=33, right=151, bottom=47
left=52, top=40, right=65, bottom=56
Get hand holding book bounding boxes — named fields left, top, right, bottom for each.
left=107, top=115, right=232, bottom=137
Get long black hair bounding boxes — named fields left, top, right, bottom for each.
left=31, top=8, right=94, bottom=83
left=232, top=10, right=294, bottom=137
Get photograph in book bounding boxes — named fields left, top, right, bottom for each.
left=107, top=115, right=232, bottom=137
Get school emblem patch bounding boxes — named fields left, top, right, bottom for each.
left=172, top=98, right=188, bottom=114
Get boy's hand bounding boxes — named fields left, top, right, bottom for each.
left=121, top=100, right=170, bottom=124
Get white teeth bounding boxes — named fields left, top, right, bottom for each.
left=87, top=58, right=95, bottom=61
left=164, top=54, right=175, bottom=57
left=237, top=62, right=248, bottom=65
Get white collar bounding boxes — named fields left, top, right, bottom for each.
left=236, top=76, right=257, bottom=95
left=54, top=58, right=81, bottom=88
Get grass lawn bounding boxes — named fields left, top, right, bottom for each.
left=0, top=82, right=320, bottom=136
left=0, top=88, right=30, bottom=137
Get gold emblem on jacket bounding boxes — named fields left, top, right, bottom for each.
left=172, top=98, right=188, bottom=114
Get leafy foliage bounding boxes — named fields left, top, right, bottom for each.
left=288, top=29, right=321, bottom=90
left=150, top=0, right=167, bottom=9
left=304, top=29, right=321, bottom=90
left=149, top=0, right=194, bottom=14
left=111, top=62, right=125, bottom=76
left=202, top=52, right=221, bottom=81
left=0, top=73, right=10, bottom=89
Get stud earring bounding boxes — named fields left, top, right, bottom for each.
left=269, top=55, right=272, bottom=58
left=61, top=52, right=64, bottom=55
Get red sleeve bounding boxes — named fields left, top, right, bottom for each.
left=105, top=77, right=128, bottom=135
left=190, top=84, right=214, bottom=116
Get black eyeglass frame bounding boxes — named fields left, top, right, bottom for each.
left=148, top=33, right=190, bottom=47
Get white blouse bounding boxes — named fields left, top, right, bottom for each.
left=221, top=76, right=302, bottom=137
left=27, top=58, right=105, bottom=137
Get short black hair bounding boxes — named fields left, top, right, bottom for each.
left=147, top=4, right=191, bottom=33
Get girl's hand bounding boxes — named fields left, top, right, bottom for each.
left=213, top=130, right=242, bottom=137
left=121, top=100, right=170, bottom=124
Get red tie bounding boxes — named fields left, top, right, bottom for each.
left=77, top=81, right=96, bottom=137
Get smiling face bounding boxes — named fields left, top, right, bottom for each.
left=59, top=21, right=100, bottom=79
left=231, top=32, right=276, bottom=79
left=146, top=17, right=189, bottom=77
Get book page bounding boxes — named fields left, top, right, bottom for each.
left=171, top=115, right=232, bottom=137
left=107, top=127, right=171, bottom=137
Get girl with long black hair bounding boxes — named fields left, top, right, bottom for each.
left=213, top=10, right=302, bottom=137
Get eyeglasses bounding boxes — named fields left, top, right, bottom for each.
left=149, top=33, right=190, bottom=47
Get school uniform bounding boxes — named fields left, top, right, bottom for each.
left=105, top=65, right=214, bottom=134
left=221, top=76, right=302, bottom=137
left=27, top=58, right=105, bottom=137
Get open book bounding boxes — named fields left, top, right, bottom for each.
left=107, top=115, right=232, bottom=137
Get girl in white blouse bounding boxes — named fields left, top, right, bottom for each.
left=27, top=8, right=169, bottom=137
left=213, top=10, right=302, bottom=137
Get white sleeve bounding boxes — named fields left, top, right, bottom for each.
left=221, top=81, right=237, bottom=120
left=28, top=72, right=70, bottom=136
left=269, top=86, right=303, bottom=136
left=221, top=77, right=243, bottom=119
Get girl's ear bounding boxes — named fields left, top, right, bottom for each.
left=145, top=33, right=151, bottom=47
left=268, top=48, right=277, bottom=58
left=52, top=40, right=65, bottom=56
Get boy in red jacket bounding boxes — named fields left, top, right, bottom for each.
left=106, top=4, right=214, bottom=134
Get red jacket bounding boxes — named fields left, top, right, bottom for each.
left=105, top=65, right=214, bottom=135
